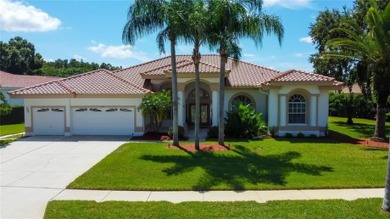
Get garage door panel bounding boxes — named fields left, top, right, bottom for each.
left=33, top=108, right=65, bottom=135
left=72, top=107, right=134, bottom=135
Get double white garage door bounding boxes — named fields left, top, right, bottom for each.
left=32, top=107, right=134, bottom=135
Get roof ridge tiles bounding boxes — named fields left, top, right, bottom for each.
left=226, top=57, right=281, bottom=74
left=105, top=70, right=150, bottom=93
left=113, top=55, right=173, bottom=73
left=142, top=60, right=190, bottom=75
left=57, top=81, right=75, bottom=94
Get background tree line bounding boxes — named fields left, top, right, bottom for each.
left=0, top=36, right=121, bottom=77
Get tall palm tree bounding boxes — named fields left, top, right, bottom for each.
left=123, top=0, right=188, bottom=146
left=184, top=0, right=209, bottom=150
left=326, top=0, right=390, bottom=212
left=326, top=0, right=390, bottom=140
left=207, top=0, right=284, bottom=145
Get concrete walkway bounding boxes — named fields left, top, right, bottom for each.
left=53, top=188, right=384, bottom=203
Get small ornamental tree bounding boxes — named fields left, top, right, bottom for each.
left=139, top=90, right=172, bottom=134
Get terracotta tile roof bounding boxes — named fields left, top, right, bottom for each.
left=261, top=69, right=343, bottom=86
left=114, top=55, right=281, bottom=87
left=170, top=60, right=229, bottom=73
left=9, top=55, right=342, bottom=96
left=10, top=69, right=149, bottom=95
left=0, top=71, right=60, bottom=88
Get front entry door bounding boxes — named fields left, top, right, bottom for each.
left=189, top=104, right=210, bottom=126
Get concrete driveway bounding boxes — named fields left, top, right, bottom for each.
left=1, top=136, right=127, bottom=219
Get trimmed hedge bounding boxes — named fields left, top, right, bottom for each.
left=0, top=105, right=24, bottom=125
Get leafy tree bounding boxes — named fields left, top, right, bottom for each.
left=0, top=89, right=12, bottom=115
left=207, top=0, right=283, bottom=146
left=325, top=0, right=390, bottom=140
left=309, top=8, right=357, bottom=124
left=139, top=91, right=172, bottom=133
left=0, top=36, right=43, bottom=74
left=40, top=59, right=121, bottom=77
left=123, top=0, right=190, bottom=147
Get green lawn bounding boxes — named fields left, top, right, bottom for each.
left=45, top=199, right=389, bottom=219
left=0, top=123, right=24, bottom=136
left=68, top=137, right=387, bottom=190
left=328, top=116, right=390, bottom=140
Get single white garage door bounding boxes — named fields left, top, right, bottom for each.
left=71, top=107, right=134, bottom=135
left=33, top=108, right=65, bottom=135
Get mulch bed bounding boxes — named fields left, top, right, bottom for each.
left=166, top=144, right=233, bottom=152
left=329, top=131, right=389, bottom=149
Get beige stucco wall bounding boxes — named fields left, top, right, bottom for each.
left=267, top=85, right=329, bottom=137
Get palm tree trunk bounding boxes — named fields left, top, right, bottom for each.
left=192, top=45, right=201, bottom=150
left=170, top=38, right=179, bottom=146
left=218, top=51, right=227, bottom=146
left=382, top=142, right=390, bottom=212
left=374, top=95, right=387, bottom=140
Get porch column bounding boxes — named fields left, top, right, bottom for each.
left=310, top=95, right=317, bottom=126
left=212, top=90, right=219, bottom=126
left=178, top=90, right=185, bottom=126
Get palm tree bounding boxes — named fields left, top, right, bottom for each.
left=326, top=0, right=390, bottom=140
left=325, top=0, right=390, bottom=212
left=207, top=0, right=284, bottom=145
left=184, top=0, right=209, bottom=150
left=122, top=0, right=188, bottom=146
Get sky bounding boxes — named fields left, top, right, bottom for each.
left=0, top=0, right=355, bottom=72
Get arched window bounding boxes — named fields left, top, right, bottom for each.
left=231, top=94, right=253, bottom=110
left=288, top=94, right=306, bottom=124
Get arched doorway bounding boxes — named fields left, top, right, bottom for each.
left=187, top=88, right=210, bottom=127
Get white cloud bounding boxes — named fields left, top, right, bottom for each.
left=263, top=0, right=310, bottom=9
left=294, top=53, right=303, bottom=57
left=243, top=53, right=256, bottom=57
left=0, top=0, right=61, bottom=32
left=299, top=36, right=313, bottom=43
left=88, top=43, right=151, bottom=62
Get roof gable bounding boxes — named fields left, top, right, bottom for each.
left=9, top=69, right=149, bottom=96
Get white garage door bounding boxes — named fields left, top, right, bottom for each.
left=72, top=107, right=134, bottom=135
left=33, top=108, right=65, bottom=135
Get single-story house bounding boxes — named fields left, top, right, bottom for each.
left=0, top=71, right=60, bottom=106
left=9, top=55, right=342, bottom=137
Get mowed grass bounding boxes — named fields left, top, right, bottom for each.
left=329, top=116, right=390, bottom=140
left=68, top=138, right=388, bottom=190
left=45, top=199, right=389, bottom=219
left=0, top=123, right=24, bottom=136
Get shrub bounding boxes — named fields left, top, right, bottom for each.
left=296, top=132, right=305, bottom=138
left=168, top=126, right=185, bottom=139
left=0, top=105, right=24, bottom=125
left=285, top=133, right=294, bottom=138
left=207, top=126, right=218, bottom=139
left=225, top=103, right=269, bottom=139
left=329, top=92, right=380, bottom=120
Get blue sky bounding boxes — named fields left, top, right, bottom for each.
left=0, top=0, right=354, bottom=71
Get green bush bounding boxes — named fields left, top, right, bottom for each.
left=0, top=105, right=24, bottom=125
left=329, top=93, right=377, bottom=120
left=285, top=133, right=294, bottom=138
left=296, top=132, right=305, bottom=138
left=225, top=103, right=268, bottom=139
left=168, top=126, right=185, bottom=139
left=207, top=126, right=218, bottom=139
